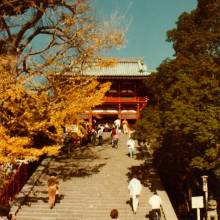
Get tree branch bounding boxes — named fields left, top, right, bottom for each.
left=29, top=32, right=56, bottom=56
left=15, top=5, right=44, bottom=49
left=0, top=16, right=12, bottom=40
left=19, top=25, right=66, bottom=54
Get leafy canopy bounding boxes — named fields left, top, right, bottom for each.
left=0, top=0, right=124, bottom=164
left=134, top=0, right=220, bottom=211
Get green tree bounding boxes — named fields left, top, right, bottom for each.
left=135, top=0, right=220, bottom=215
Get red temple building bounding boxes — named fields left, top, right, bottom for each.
left=79, top=58, right=150, bottom=125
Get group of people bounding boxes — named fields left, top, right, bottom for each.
left=90, top=118, right=129, bottom=149
left=109, top=176, right=162, bottom=219
left=111, top=119, right=162, bottom=218
left=113, top=118, right=129, bottom=134
left=82, top=118, right=130, bottom=148
left=111, top=118, right=131, bottom=149
left=127, top=176, right=162, bottom=217
left=48, top=118, right=163, bottom=219
left=88, top=121, right=105, bottom=146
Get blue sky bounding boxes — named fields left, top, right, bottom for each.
left=93, top=0, right=197, bottom=71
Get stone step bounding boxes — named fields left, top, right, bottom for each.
left=14, top=134, right=163, bottom=220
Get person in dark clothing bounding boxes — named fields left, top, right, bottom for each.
left=110, top=209, right=119, bottom=220
left=111, top=127, right=118, bottom=148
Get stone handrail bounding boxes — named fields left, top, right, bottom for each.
left=158, top=190, right=178, bottom=220
left=10, top=158, right=51, bottom=215
left=142, top=143, right=178, bottom=220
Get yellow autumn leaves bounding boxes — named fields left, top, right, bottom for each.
left=0, top=0, right=124, bottom=164
left=0, top=55, right=111, bottom=164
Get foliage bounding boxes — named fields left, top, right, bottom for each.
left=0, top=0, right=124, bottom=164
left=135, top=0, right=220, bottom=215
left=133, top=106, right=162, bottom=150
left=0, top=54, right=111, bottom=163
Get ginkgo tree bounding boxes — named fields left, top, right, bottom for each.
left=0, top=0, right=124, bottom=164
left=0, top=56, right=112, bottom=165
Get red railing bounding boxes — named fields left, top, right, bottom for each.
left=102, top=96, right=148, bottom=104
left=0, top=161, right=38, bottom=205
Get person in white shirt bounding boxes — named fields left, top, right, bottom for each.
left=128, top=177, right=142, bottom=214
left=148, top=192, right=162, bottom=219
left=114, top=118, right=121, bottom=133
left=127, top=137, right=136, bottom=158
left=97, top=125, right=104, bottom=145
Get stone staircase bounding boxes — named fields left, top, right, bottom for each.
left=13, top=133, right=164, bottom=220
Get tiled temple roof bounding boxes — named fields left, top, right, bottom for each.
left=64, top=58, right=151, bottom=78
left=81, top=58, right=151, bottom=77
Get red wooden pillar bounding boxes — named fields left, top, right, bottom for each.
left=136, top=103, right=140, bottom=119
left=118, top=82, right=121, bottom=119
left=118, top=103, right=121, bottom=119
